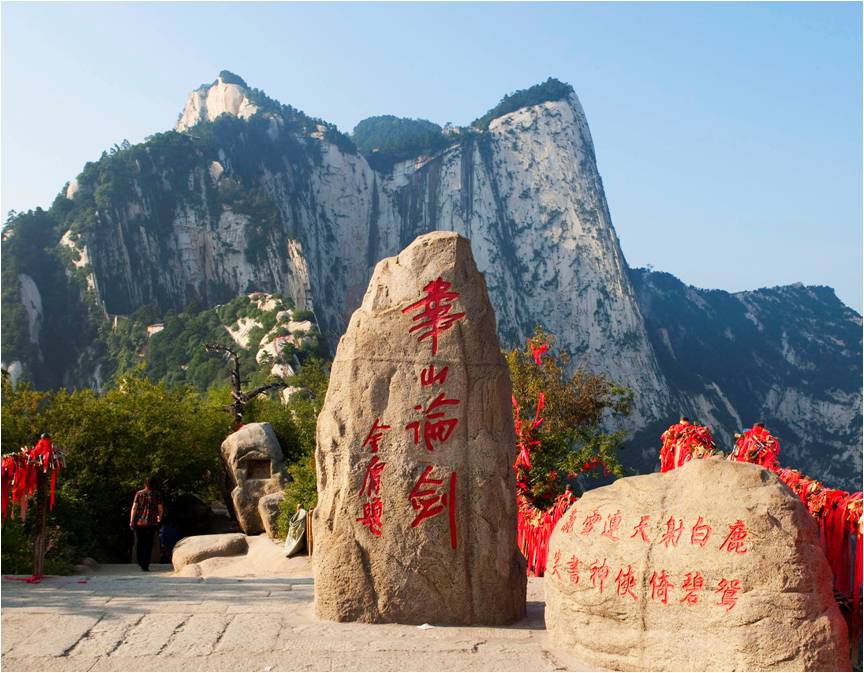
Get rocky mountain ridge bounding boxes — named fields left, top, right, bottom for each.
left=2, top=72, right=860, bottom=488
left=630, top=269, right=861, bottom=488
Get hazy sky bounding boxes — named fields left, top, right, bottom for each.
left=2, top=2, right=861, bottom=310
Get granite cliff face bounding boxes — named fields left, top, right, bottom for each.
left=2, top=73, right=859, bottom=487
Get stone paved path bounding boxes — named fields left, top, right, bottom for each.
left=1, top=566, right=586, bottom=671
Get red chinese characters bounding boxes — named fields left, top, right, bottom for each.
left=690, top=516, right=712, bottom=547
left=650, top=569, right=674, bottom=604
left=601, top=510, right=622, bottom=541
left=578, top=560, right=746, bottom=611
left=716, top=578, right=743, bottom=611
left=719, top=520, right=749, bottom=554
left=360, top=455, right=386, bottom=497
left=660, top=516, right=684, bottom=548
left=357, top=419, right=390, bottom=537
left=680, top=571, right=705, bottom=605
left=357, top=499, right=384, bottom=537
left=363, top=418, right=391, bottom=453
left=615, top=564, right=638, bottom=601
left=582, top=509, right=602, bottom=535
left=401, top=277, right=466, bottom=356
left=400, top=277, right=467, bottom=552
left=410, top=465, right=457, bottom=550
left=567, top=555, right=580, bottom=585
left=590, top=558, right=610, bottom=592
left=560, top=508, right=578, bottom=534
left=550, top=549, right=561, bottom=578
left=631, top=515, right=652, bottom=543
left=420, top=365, right=449, bottom=386
left=406, top=392, right=460, bottom=452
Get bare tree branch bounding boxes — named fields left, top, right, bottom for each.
left=204, top=342, right=286, bottom=426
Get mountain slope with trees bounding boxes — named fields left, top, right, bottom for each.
left=1, top=72, right=859, bottom=489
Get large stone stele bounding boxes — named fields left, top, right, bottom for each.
left=313, top=231, right=526, bottom=625
left=221, top=422, right=286, bottom=534
left=545, top=458, right=850, bottom=671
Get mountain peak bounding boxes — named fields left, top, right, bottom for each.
left=175, top=71, right=259, bottom=132
left=472, top=77, right=576, bottom=130
left=215, top=70, right=248, bottom=89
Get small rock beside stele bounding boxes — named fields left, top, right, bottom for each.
left=314, top=231, right=526, bottom=625
left=258, top=491, right=285, bottom=540
left=545, top=458, right=850, bottom=671
left=220, top=422, right=286, bottom=534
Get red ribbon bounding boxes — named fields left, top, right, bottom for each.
left=4, top=574, right=43, bottom=584
left=529, top=343, right=548, bottom=366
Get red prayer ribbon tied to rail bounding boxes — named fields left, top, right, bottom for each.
left=516, top=489, right=575, bottom=577
left=1, top=438, right=65, bottom=521
left=659, top=420, right=719, bottom=473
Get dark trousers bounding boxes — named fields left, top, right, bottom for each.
left=134, top=525, right=158, bottom=570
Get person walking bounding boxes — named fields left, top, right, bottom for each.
left=129, top=476, right=164, bottom=571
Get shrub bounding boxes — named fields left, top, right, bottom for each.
left=2, top=375, right=225, bottom=562
left=352, top=116, right=448, bottom=161
left=274, top=358, right=329, bottom=536
left=277, top=453, right=318, bottom=537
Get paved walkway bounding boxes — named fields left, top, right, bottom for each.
left=1, top=564, right=585, bottom=672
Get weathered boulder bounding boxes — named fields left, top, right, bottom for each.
left=258, top=492, right=285, bottom=540
left=172, top=533, right=248, bottom=571
left=545, top=458, right=850, bottom=671
left=313, top=231, right=526, bottom=625
left=221, top=423, right=286, bottom=534
left=175, top=562, right=202, bottom=578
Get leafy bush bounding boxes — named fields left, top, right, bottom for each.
left=291, top=308, right=315, bottom=322
left=472, top=78, right=574, bottom=130
left=277, top=453, right=318, bottom=535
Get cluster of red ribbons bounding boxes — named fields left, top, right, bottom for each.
left=727, top=424, right=862, bottom=618
left=728, top=423, right=780, bottom=469
left=659, top=419, right=718, bottom=473
left=1, top=437, right=65, bottom=521
left=516, top=489, right=575, bottom=576
left=512, top=368, right=555, bottom=575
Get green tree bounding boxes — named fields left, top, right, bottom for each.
left=2, top=374, right=226, bottom=562
left=0, top=376, right=74, bottom=574
left=0, top=375, right=49, bottom=453
left=506, top=327, right=632, bottom=510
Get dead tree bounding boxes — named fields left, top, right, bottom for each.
left=204, top=343, right=288, bottom=519
left=204, top=343, right=288, bottom=428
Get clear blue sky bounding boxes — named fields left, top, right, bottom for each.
left=2, top=2, right=861, bottom=310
